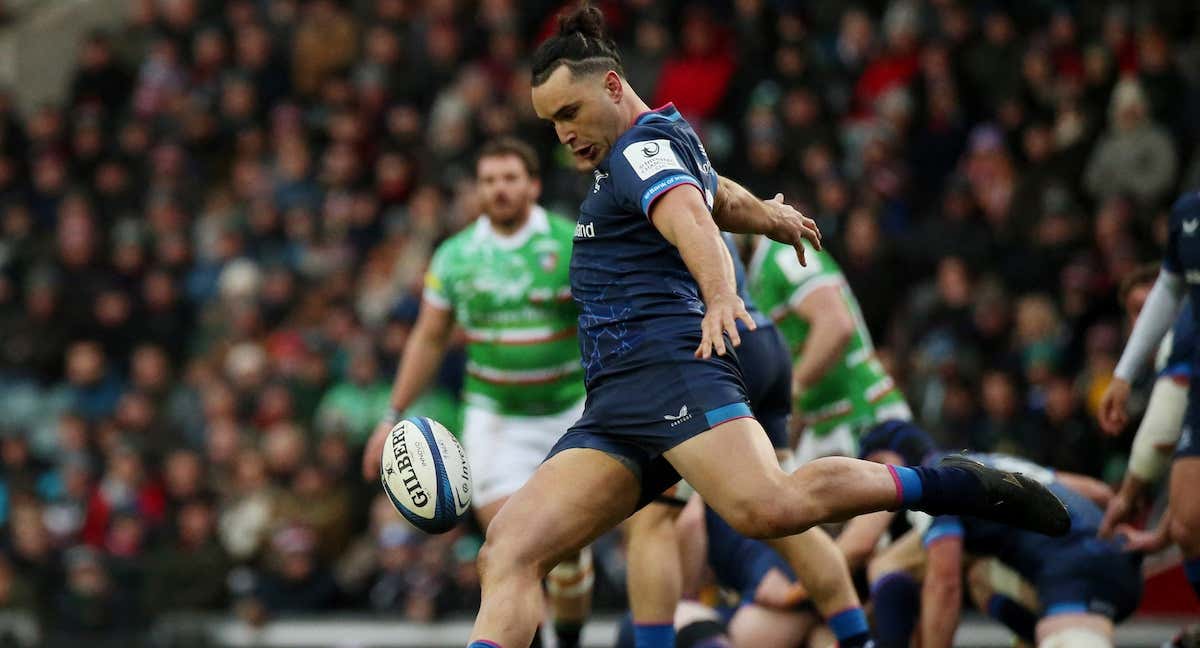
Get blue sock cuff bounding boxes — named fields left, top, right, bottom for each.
left=1185, top=557, right=1200, bottom=583
left=634, top=623, right=675, bottom=648
left=828, top=607, right=870, bottom=640
left=468, top=642, right=503, bottom=648
left=890, top=465, right=923, bottom=506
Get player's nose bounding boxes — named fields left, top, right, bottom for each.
left=554, top=123, right=574, bottom=145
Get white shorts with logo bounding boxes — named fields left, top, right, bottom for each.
left=462, top=398, right=587, bottom=508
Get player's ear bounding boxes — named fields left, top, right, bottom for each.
left=603, top=71, right=623, bottom=103
left=529, top=177, right=542, bottom=202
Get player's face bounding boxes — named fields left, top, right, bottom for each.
left=531, top=66, right=625, bottom=172
left=476, top=154, right=539, bottom=227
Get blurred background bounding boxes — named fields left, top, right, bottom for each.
left=0, top=0, right=1196, bottom=646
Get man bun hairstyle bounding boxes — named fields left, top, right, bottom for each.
left=531, top=3, right=624, bottom=86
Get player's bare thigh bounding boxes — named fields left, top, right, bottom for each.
left=482, top=447, right=640, bottom=573
left=728, top=604, right=817, bottom=648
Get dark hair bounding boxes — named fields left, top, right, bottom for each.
left=530, top=4, right=624, bottom=86
left=1118, top=263, right=1159, bottom=307
left=477, top=137, right=540, bottom=177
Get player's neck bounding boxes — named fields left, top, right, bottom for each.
left=623, top=88, right=652, bottom=128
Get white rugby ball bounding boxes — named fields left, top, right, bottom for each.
left=380, top=417, right=472, bottom=534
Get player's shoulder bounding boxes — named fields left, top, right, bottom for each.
left=432, top=219, right=482, bottom=261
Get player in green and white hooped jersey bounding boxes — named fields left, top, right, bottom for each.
left=749, top=237, right=912, bottom=463
left=361, top=138, right=592, bottom=648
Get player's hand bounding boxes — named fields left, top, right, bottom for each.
left=1100, top=490, right=1138, bottom=538
left=1115, top=523, right=1171, bottom=554
left=362, top=419, right=395, bottom=481
left=765, top=193, right=821, bottom=266
left=697, top=292, right=756, bottom=359
left=1098, top=378, right=1131, bottom=435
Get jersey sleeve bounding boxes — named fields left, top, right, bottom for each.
left=608, top=130, right=704, bottom=219
left=423, top=242, right=455, bottom=310
left=922, top=515, right=964, bottom=547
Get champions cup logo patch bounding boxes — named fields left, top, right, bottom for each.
left=623, top=139, right=685, bottom=180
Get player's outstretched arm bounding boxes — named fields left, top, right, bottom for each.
left=361, top=301, right=455, bottom=480
left=713, top=176, right=820, bottom=266
left=920, top=531, right=964, bottom=648
left=650, top=186, right=755, bottom=359
left=1101, top=269, right=1185, bottom=434
left=791, top=285, right=855, bottom=394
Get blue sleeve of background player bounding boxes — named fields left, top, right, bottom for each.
left=608, top=127, right=704, bottom=219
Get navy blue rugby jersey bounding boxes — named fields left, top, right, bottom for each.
left=571, top=103, right=723, bottom=384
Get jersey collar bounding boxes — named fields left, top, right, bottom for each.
left=474, top=205, right=549, bottom=251
left=632, top=102, right=682, bottom=127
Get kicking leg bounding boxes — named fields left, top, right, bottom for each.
left=469, top=448, right=638, bottom=647
left=665, top=417, right=1068, bottom=540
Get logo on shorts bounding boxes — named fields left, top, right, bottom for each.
left=1185, top=218, right=1199, bottom=235
left=664, top=405, right=693, bottom=426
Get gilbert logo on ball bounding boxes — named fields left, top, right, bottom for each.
left=380, top=417, right=471, bottom=534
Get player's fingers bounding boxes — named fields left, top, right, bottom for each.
left=772, top=192, right=784, bottom=203
left=736, top=307, right=757, bottom=332
left=794, top=243, right=807, bottom=267
left=711, top=318, right=728, bottom=356
left=696, top=324, right=711, bottom=358
left=803, top=218, right=823, bottom=250
left=724, top=313, right=741, bottom=348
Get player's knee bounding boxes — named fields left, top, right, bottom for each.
left=724, top=496, right=795, bottom=539
left=477, top=523, right=544, bottom=584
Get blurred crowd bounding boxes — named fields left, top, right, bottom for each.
left=0, top=0, right=1197, bottom=639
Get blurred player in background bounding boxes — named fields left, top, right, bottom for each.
left=862, top=422, right=1141, bottom=648
left=463, top=6, right=1068, bottom=648
left=1100, top=191, right=1200, bottom=610
left=748, top=237, right=911, bottom=464
left=361, top=138, right=592, bottom=648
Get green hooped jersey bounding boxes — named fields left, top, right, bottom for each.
left=424, top=207, right=585, bottom=416
left=748, top=237, right=906, bottom=437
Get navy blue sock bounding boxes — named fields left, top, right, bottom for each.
left=828, top=606, right=871, bottom=648
left=634, top=623, right=675, bottom=648
left=870, top=572, right=919, bottom=648
left=890, top=464, right=985, bottom=514
left=1185, top=557, right=1200, bottom=602
left=985, top=594, right=1038, bottom=644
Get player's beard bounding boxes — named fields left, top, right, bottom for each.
left=486, top=195, right=527, bottom=230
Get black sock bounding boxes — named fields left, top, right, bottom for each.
left=870, top=572, right=919, bottom=647
left=555, top=621, right=583, bottom=648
